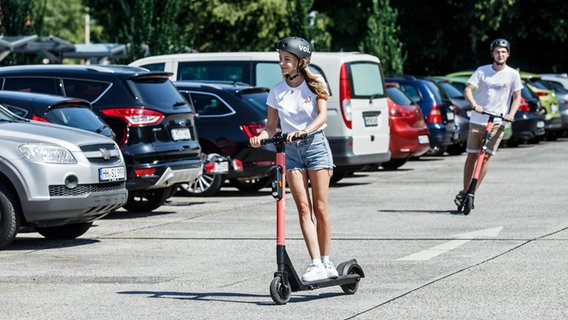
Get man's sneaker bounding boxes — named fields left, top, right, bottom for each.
left=324, top=261, right=339, bottom=279
left=301, top=263, right=327, bottom=282
left=454, top=190, right=466, bottom=206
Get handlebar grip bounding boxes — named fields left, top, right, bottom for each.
left=261, top=133, right=308, bottom=145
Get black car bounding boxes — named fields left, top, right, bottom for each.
left=0, top=90, right=115, bottom=139
left=174, top=81, right=276, bottom=196
left=0, top=64, right=203, bottom=212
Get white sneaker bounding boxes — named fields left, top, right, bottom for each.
left=324, top=261, right=339, bottom=279
left=301, top=263, right=327, bottom=282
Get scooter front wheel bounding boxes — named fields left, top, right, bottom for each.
left=463, top=195, right=473, bottom=215
left=270, top=276, right=291, bottom=305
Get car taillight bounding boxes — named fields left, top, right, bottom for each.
left=339, top=64, right=352, bottom=129
left=426, top=104, right=443, bottom=124
left=518, top=98, right=530, bottom=113
left=134, top=167, right=156, bottom=177
left=535, top=92, right=548, bottom=97
left=31, top=115, right=49, bottom=122
left=101, top=108, right=164, bottom=126
left=390, top=105, right=415, bottom=118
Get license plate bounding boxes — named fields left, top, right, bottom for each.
left=99, top=166, right=126, bottom=182
left=447, top=112, right=455, bottom=120
left=551, top=104, right=559, bottom=114
left=171, top=128, right=191, bottom=141
left=363, top=112, right=380, bottom=127
left=537, top=121, right=545, bottom=128
left=212, top=161, right=229, bottom=173
left=466, top=110, right=472, bottom=118
left=418, top=135, right=430, bottom=144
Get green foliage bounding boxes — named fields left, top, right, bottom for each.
left=358, top=0, right=406, bottom=74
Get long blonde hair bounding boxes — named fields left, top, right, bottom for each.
left=299, top=58, right=329, bottom=100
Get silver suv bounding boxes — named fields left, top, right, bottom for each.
left=0, top=106, right=128, bottom=249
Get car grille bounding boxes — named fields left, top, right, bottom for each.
left=49, top=181, right=126, bottom=197
left=80, top=143, right=122, bottom=164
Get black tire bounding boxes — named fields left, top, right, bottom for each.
left=381, top=159, right=407, bottom=170
left=0, top=183, right=21, bottom=250
left=177, top=173, right=225, bottom=197
left=123, top=187, right=173, bottom=212
left=231, top=177, right=270, bottom=192
left=36, top=222, right=92, bottom=239
left=269, top=276, right=291, bottom=305
left=446, top=143, right=465, bottom=156
left=340, top=265, right=362, bottom=294
left=463, top=195, right=473, bottom=215
left=330, top=170, right=347, bottom=185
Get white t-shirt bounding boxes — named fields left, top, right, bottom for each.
left=266, top=79, right=327, bottom=133
left=468, top=64, right=523, bottom=125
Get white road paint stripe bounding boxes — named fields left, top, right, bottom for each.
left=398, top=226, right=503, bottom=261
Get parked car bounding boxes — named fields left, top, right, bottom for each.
left=0, top=105, right=128, bottom=249
left=520, top=72, right=562, bottom=140
left=383, top=83, right=430, bottom=169
left=0, top=90, right=114, bottom=139
left=540, top=73, right=568, bottom=90
left=174, top=81, right=277, bottom=196
left=130, top=52, right=392, bottom=183
left=505, top=86, right=546, bottom=147
left=539, top=78, right=568, bottom=136
left=0, top=64, right=203, bottom=212
left=386, top=75, right=458, bottom=155
left=431, top=78, right=471, bottom=155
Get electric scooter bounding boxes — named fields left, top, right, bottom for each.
left=456, top=111, right=510, bottom=215
left=261, top=133, right=364, bottom=305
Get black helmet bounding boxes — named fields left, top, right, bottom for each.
left=490, top=38, right=511, bottom=52
left=276, top=37, right=312, bottom=61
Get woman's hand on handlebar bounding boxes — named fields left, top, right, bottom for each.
left=286, top=130, right=307, bottom=143
left=250, top=131, right=268, bottom=148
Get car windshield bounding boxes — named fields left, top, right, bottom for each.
left=349, top=62, right=385, bottom=98
left=0, top=105, right=18, bottom=121
left=129, top=77, right=191, bottom=110
left=386, top=87, right=414, bottom=106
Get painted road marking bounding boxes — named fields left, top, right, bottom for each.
left=398, top=226, right=503, bottom=261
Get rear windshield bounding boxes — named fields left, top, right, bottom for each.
left=386, top=87, right=414, bottom=106
left=438, top=82, right=464, bottom=99
left=240, top=90, right=269, bottom=114
left=45, top=107, right=106, bottom=131
left=422, top=80, right=446, bottom=103
left=129, top=77, right=189, bottom=109
left=349, top=62, right=385, bottom=98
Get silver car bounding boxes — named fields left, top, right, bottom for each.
left=0, top=106, right=128, bottom=249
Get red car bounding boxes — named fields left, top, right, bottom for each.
left=382, top=83, right=430, bottom=170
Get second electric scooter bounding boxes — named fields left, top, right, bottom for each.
left=261, top=133, right=364, bottom=305
left=456, top=111, right=510, bottom=215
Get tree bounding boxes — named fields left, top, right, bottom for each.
left=86, top=0, right=183, bottom=62
left=358, top=0, right=406, bottom=74
left=0, top=0, right=47, bottom=65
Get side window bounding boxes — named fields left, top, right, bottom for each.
left=3, top=77, right=59, bottom=95
left=0, top=104, right=28, bottom=117
left=255, top=62, right=281, bottom=88
left=178, top=61, right=249, bottom=83
left=62, top=79, right=110, bottom=102
left=399, top=84, right=422, bottom=103
left=189, top=92, right=234, bottom=117
left=140, top=63, right=165, bottom=71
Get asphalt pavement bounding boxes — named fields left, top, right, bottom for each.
left=1, top=137, right=567, bottom=320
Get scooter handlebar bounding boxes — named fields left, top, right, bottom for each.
left=261, top=133, right=308, bottom=145
left=481, top=110, right=513, bottom=122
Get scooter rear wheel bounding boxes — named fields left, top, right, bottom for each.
left=463, top=195, right=473, bottom=215
left=340, top=265, right=362, bottom=294
left=270, top=276, right=291, bottom=305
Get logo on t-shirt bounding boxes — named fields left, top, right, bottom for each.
left=304, top=96, right=311, bottom=103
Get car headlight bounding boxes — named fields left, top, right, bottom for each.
left=18, top=144, right=77, bottom=164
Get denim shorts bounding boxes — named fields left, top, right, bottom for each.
left=285, top=131, right=334, bottom=171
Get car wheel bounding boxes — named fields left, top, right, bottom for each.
left=36, top=222, right=93, bottom=239
left=230, top=177, right=271, bottom=192
left=381, top=159, right=407, bottom=170
left=446, top=143, right=465, bottom=156
left=177, top=173, right=225, bottom=197
left=123, top=187, right=173, bottom=212
left=0, top=182, right=21, bottom=250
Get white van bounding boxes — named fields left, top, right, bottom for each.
left=130, top=52, right=390, bottom=180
